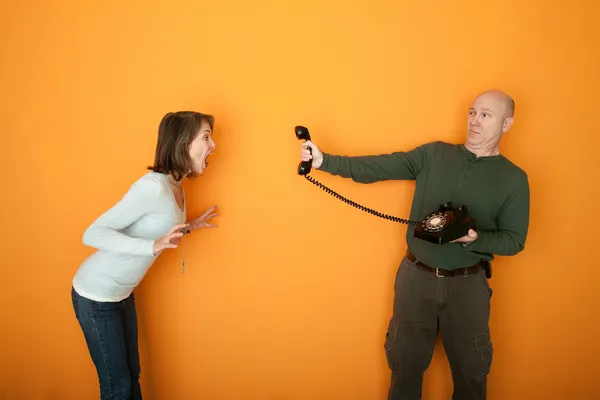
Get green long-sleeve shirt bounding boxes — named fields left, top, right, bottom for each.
left=318, top=141, right=530, bottom=270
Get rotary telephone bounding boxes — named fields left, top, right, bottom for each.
left=295, top=125, right=477, bottom=245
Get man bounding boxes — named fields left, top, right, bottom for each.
left=299, top=90, right=530, bottom=399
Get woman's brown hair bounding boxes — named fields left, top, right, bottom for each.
left=147, top=111, right=215, bottom=181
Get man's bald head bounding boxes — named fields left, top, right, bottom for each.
left=474, top=89, right=515, bottom=118
left=465, top=89, right=515, bottom=155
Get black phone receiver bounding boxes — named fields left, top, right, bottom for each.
left=294, top=125, right=477, bottom=245
left=296, top=125, right=312, bottom=175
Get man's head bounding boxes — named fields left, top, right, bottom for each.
left=465, top=89, right=515, bottom=154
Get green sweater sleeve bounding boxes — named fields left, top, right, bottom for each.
left=468, top=173, right=530, bottom=256
left=318, top=142, right=435, bottom=183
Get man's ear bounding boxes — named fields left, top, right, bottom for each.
left=502, top=117, right=514, bottom=132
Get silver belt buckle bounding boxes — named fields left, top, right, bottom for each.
left=436, top=268, right=444, bottom=278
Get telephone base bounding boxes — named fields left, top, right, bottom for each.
left=413, top=227, right=472, bottom=245
left=413, top=203, right=476, bottom=245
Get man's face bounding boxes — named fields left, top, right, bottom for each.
left=466, top=93, right=513, bottom=149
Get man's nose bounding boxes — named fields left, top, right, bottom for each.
left=469, top=117, right=480, bottom=127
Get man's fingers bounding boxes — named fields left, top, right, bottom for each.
left=449, top=230, right=477, bottom=244
left=450, top=234, right=468, bottom=243
left=301, top=149, right=312, bottom=161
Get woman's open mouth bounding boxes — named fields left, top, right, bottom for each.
left=203, top=150, right=213, bottom=168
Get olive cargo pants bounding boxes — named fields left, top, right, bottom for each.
left=384, top=256, right=494, bottom=400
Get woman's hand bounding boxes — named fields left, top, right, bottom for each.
left=153, top=223, right=189, bottom=255
left=187, top=205, right=219, bottom=232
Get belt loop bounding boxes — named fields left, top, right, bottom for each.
left=463, top=268, right=468, bottom=278
left=412, top=251, right=420, bottom=271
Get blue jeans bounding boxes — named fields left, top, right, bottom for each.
left=71, top=287, right=143, bottom=400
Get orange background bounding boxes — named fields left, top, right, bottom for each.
left=1, top=0, right=599, bottom=399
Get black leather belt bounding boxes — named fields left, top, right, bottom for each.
left=405, top=250, right=484, bottom=278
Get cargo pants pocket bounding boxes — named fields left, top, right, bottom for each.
left=469, top=329, right=493, bottom=381
left=384, top=316, right=400, bottom=371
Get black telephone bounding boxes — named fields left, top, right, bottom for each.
left=295, top=125, right=477, bottom=245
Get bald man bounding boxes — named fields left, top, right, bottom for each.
left=300, top=90, right=529, bottom=400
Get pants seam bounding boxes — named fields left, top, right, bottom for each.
left=92, top=304, right=114, bottom=399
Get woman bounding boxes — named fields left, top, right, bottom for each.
left=71, top=111, right=219, bottom=400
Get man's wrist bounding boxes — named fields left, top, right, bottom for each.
left=317, top=153, right=328, bottom=170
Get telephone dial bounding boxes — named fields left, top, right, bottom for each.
left=295, top=125, right=476, bottom=245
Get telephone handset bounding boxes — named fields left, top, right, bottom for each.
left=295, top=125, right=477, bottom=245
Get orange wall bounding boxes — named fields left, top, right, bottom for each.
left=1, top=0, right=599, bottom=399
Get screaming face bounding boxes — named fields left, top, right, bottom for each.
left=189, top=121, right=216, bottom=175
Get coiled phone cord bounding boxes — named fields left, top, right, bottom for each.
left=303, top=175, right=420, bottom=226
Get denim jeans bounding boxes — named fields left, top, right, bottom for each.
left=71, top=287, right=143, bottom=400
